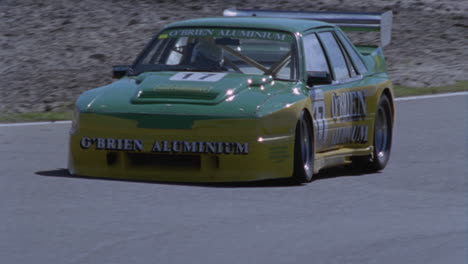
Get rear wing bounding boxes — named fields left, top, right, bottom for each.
left=223, top=8, right=393, bottom=47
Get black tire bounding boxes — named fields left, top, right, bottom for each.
left=352, top=94, right=393, bottom=171
left=292, top=111, right=314, bottom=183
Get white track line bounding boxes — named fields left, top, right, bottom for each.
left=0, top=92, right=466, bottom=127
left=395, top=91, right=467, bottom=101
left=0, top=120, right=71, bottom=127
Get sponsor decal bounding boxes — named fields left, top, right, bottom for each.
left=152, top=141, right=248, bottom=154
left=79, top=137, right=249, bottom=155
left=268, top=145, right=289, bottom=163
left=329, top=125, right=368, bottom=145
left=329, top=90, right=368, bottom=145
left=80, top=137, right=143, bottom=151
left=310, top=89, right=328, bottom=149
left=168, top=29, right=215, bottom=37
left=217, top=29, right=286, bottom=41
left=164, top=28, right=291, bottom=41
left=331, top=91, right=366, bottom=122
left=169, top=72, right=227, bottom=82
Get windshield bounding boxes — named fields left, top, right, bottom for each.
left=133, top=28, right=298, bottom=81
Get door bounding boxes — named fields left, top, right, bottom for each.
left=317, top=30, right=369, bottom=150
left=303, top=30, right=368, bottom=152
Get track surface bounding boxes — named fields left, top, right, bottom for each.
left=0, top=95, right=466, bottom=264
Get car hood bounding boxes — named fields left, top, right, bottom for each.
left=77, top=71, right=301, bottom=118
left=132, top=71, right=252, bottom=105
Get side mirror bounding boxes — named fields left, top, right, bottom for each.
left=112, top=65, right=131, bottom=79
left=307, top=71, right=332, bottom=87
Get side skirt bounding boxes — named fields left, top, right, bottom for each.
left=314, top=146, right=373, bottom=173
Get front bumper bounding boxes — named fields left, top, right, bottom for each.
left=68, top=113, right=295, bottom=182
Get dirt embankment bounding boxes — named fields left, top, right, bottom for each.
left=1, top=0, right=467, bottom=113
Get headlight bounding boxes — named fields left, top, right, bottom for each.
left=70, top=106, right=80, bottom=134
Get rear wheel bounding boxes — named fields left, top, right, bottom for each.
left=352, top=94, right=393, bottom=171
left=292, top=111, right=314, bottom=183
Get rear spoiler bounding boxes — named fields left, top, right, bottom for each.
left=223, top=8, right=393, bottom=47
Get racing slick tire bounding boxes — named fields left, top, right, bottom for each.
left=352, top=94, right=393, bottom=171
left=292, top=111, right=315, bottom=183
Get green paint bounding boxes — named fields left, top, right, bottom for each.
left=76, top=72, right=293, bottom=119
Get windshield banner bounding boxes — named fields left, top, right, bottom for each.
left=160, top=28, right=292, bottom=42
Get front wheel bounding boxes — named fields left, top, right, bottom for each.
left=352, top=94, right=393, bottom=171
left=292, top=111, right=314, bottom=183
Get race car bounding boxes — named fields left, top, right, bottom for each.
left=68, top=9, right=395, bottom=183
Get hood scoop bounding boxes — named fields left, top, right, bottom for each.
left=131, top=74, right=223, bottom=104
left=138, top=89, right=219, bottom=101
left=130, top=71, right=266, bottom=105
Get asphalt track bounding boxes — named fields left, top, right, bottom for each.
left=0, top=94, right=466, bottom=264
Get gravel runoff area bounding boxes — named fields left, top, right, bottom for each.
left=1, top=0, right=467, bottom=113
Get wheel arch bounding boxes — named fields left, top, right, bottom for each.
left=381, top=88, right=395, bottom=124
left=300, top=108, right=314, bottom=134
left=298, top=107, right=315, bottom=156
left=292, top=107, right=315, bottom=183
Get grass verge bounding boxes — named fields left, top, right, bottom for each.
left=0, top=81, right=466, bottom=123
left=393, top=80, right=467, bottom=97
left=0, top=111, right=72, bottom=123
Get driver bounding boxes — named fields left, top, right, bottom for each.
left=191, top=39, right=225, bottom=70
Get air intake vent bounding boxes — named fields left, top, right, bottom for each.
left=127, top=153, right=201, bottom=169
left=139, top=91, right=219, bottom=100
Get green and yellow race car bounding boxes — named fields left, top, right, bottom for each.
left=68, top=9, right=395, bottom=183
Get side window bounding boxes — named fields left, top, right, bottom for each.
left=336, top=31, right=368, bottom=74
left=303, top=34, right=329, bottom=74
left=318, top=32, right=350, bottom=81
left=340, top=42, right=358, bottom=78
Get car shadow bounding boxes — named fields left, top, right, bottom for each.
left=313, top=166, right=380, bottom=181
left=36, top=167, right=376, bottom=188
